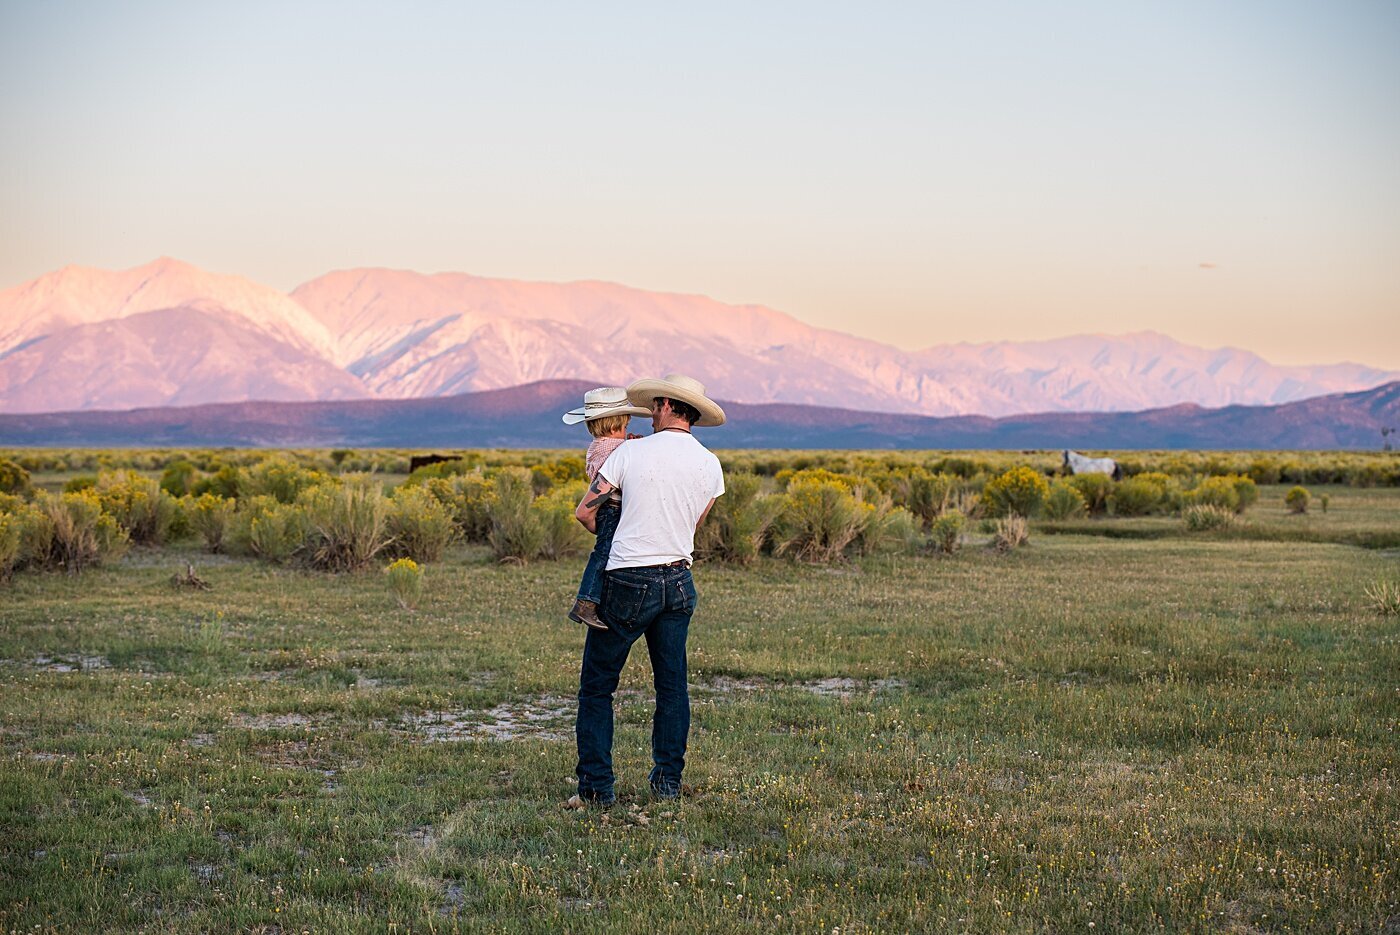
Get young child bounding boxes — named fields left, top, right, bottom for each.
left=561, top=387, right=650, bottom=630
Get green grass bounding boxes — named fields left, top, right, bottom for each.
left=1041, top=484, right=1400, bottom=549
left=2, top=534, right=1398, bottom=931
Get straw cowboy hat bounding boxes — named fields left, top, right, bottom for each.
left=625, top=373, right=726, bottom=427
left=561, top=387, right=653, bottom=425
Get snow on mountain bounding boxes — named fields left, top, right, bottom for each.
left=292, top=268, right=1397, bottom=417
left=907, top=332, right=1399, bottom=415
left=0, top=305, right=367, bottom=413
left=289, top=268, right=919, bottom=412
left=0, top=257, right=1394, bottom=417
left=288, top=268, right=823, bottom=371
left=0, top=257, right=337, bottom=360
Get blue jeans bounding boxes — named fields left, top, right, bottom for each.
left=576, top=564, right=697, bottom=799
left=576, top=500, right=620, bottom=604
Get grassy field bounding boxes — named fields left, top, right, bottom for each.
left=1041, top=484, right=1400, bottom=549
left=2, top=490, right=1398, bottom=932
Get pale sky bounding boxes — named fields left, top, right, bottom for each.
left=2, top=1, right=1397, bottom=368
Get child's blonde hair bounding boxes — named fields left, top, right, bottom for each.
left=587, top=415, right=630, bottom=438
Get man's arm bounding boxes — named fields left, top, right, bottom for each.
left=575, top=475, right=617, bottom=534
left=695, top=497, right=717, bottom=531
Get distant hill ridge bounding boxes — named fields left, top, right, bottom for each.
left=1, top=258, right=1395, bottom=417
left=2, top=378, right=1396, bottom=449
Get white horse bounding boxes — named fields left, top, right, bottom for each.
left=1063, top=450, right=1123, bottom=480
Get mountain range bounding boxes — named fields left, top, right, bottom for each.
left=1, top=379, right=1395, bottom=450
left=1, top=257, right=1394, bottom=418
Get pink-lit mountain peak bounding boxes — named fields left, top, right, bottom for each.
left=917, top=329, right=1260, bottom=376
left=0, top=256, right=335, bottom=359
left=291, top=264, right=1397, bottom=415
left=927, top=329, right=1181, bottom=359
left=291, top=266, right=824, bottom=370
left=0, top=304, right=367, bottom=414
left=297, top=266, right=805, bottom=333
left=2, top=257, right=1397, bottom=417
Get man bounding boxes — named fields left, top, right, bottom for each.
left=570, top=373, right=726, bottom=806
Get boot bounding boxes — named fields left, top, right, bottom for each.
left=568, top=598, right=608, bottom=631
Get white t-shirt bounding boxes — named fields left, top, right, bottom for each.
left=599, top=431, right=725, bottom=570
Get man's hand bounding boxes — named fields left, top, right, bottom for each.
left=575, top=475, right=617, bottom=533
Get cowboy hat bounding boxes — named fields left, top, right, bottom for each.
left=561, top=386, right=653, bottom=425
left=625, top=373, right=726, bottom=427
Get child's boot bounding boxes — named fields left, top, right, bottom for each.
left=568, top=598, right=608, bottom=631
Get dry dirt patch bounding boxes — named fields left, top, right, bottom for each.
left=28, top=654, right=111, bottom=672
left=230, top=712, right=334, bottom=731
left=694, top=675, right=907, bottom=698
left=399, top=696, right=574, bottom=742
left=803, top=676, right=907, bottom=697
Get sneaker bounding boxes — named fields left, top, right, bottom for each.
left=565, top=791, right=616, bottom=809
left=568, top=598, right=608, bottom=631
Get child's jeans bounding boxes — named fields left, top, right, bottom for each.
left=577, top=500, right=620, bottom=604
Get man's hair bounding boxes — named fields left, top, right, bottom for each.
left=587, top=414, right=630, bottom=438
left=658, top=397, right=700, bottom=426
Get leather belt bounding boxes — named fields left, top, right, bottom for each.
left=629, top=559, right=691, bottom=570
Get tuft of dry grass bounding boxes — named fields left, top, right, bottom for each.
left=1364, top=578, right=1400, bottom=616
left=1183, top=503, right=1238, bottom=531
left=991, top=513, right=1029, bottom=551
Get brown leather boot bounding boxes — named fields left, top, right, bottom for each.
left=568, top=598, right=608, bottom=631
